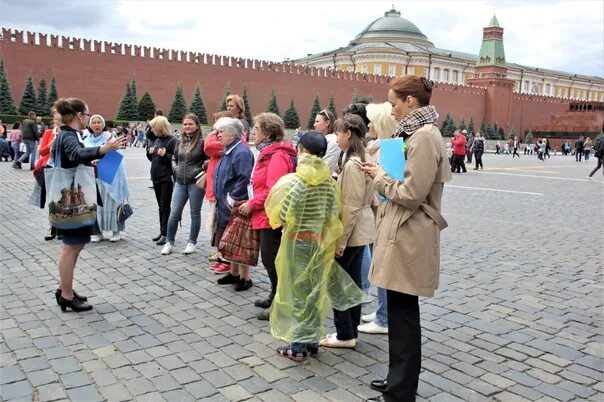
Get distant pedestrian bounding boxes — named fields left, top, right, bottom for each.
left=495, top=140, right=501, bottom=154
left=464, top=130, right=473, bottom=163
left=584, top=137, right=593, bottom=161
left=587, top=136, right=604, bottom=178
left=512, top=136, right=521, bottom=158
left=544, top=138, right=551, bottom=158
left=10, top=122, right=22, bottom=167
left=15, top=111, right=39, bottom=170
left=575, top=136, right=585, bottom=162
left=450, top=130, right=467, bottom=173
left=471, top=130, right=486, bottom=170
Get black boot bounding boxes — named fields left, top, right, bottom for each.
left=58, top=296, right=92, bottom=312
left=152, top=233, right=162, bottom=242
left=55, top=289, right=88, bottom=305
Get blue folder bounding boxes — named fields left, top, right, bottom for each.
left=379, top=138, right=406, bottom=181
left=97, top=151, right=123, bottom=184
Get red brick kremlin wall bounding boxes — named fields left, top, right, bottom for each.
left=0, top=29, right=569, bottom=136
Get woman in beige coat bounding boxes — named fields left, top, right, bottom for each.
left=362, top=76, right=452, bottom=402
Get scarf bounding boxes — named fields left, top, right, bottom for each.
left=83, top=131, right=110, bottom=147
left=256, top=139, right=274, bottom=152
left=394, top=105, right=439, bottom=137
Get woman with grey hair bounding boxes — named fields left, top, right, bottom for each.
left=212, top=117, right=255, bottom=291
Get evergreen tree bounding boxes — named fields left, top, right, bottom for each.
left=129, top=78, right=140, bottom=120
left=327, top=95, right=337, bottom=118
left=498, top=126, right=506, bottom=140
left=243, top=87, right=252, bottom=127
left=138, top=91, right=156, bottom=121
left=485, top=123, right=495, bottom=139
left=351, top=93, right=359, bottom=103
left=0, top=58, right=17, bottom=114
left=444, top=116, right=457, bottom=137
left=458, top=118, right=466, bottom=132
left=283, top=99, right=300, bottom=129
left=266, top=90, right=281, bottom=117
left=440, top=113, right=450, bottom=134
left=508, top=127, right=516, bottom=140
left=219, top=82, right=231, bottom=111
left=524, top=130, right=533, bottom=144
left=189, top=84, right=208, bottom=124
left=468, top=116, right=475, bottom=133
left=168, top=85, right=187, bottom=123
left=36, top=77, right=48, bottom=116
left=46, top=76, right=58, bottom=113
left=307, top=95, right=322, bottom=129
left=480, top=120, right=487, bottom=134
left=18, top=75, right=37, bottom=115
left=130, top=78, right=138, bottom=104
left=116, top=81, right=137, bottom=121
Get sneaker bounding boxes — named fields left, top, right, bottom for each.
left=161, top=243, right=173, bottom=255
left=361, top=312, right=376, bottom=323
left=362, top=293, right=374, bottom=304
left=319, top=333, right=356, bottom=349
left=109, top=232, right=121, bottom=242
left=212, top=262, right=231, bottom=274
left=235, top=278, right=253, bottom=291
left=217, top=273, right=240, bottom=285
left=90, top=234, right=103, bottom=243
left=155, top=236, right=167, bottom=245
left=358, top=321, right=388, bottom=334
left=183, top=242, right=196, bottom=254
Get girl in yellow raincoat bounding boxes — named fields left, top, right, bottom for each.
left=265, top=131, right=364, bottom=362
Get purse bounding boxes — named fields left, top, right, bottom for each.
left=218, top=207, right=259, bottom=266
left=195, top=171, right=207, bottom=190
left=117, top=201, right=134, bottom=224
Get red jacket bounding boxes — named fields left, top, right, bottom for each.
left=204, top=130, right=224, bottom=202
left=249, top=142, right=297, bottom=229
left=451, top=135, right=467, bottom=155
left=33, top=128, right=56, bottom=176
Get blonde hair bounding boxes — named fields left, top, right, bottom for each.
left=149, top=116, right=171, bottom=137
left=366, top=102, right=397, bottom=140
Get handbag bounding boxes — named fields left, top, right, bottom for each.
left=19, top=142, right=27, bottom=153
left=195, top=171, right=207, bottom=189
left=45, top=134, right=97, bottom=229
left=218, top=206, right=259, bottom=266
left=117, top=201, right=134, bottom=224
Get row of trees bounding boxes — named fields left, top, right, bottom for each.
left=0, top=58, right=59, bottom=116
left=440, top=113, right=514, bottom=140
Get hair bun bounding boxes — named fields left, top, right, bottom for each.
left=421, top=77, right=434, bottom=92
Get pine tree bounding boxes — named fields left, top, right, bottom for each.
left=508, top=127, right=516, bottom=140
left=138, top=91, right=156, bottom=121
left=266, top=90, right=281, bottom=117
left=498, top=126, right=506, bottom=140
left=468, top=116, right=475, bottom=133
left=46, top=76, right=58, bottom=113
left=458, top=118, right=466, bottom=132
left=168, top=85, right=187, bottom=123
left=327, top=95, right=337, bottom=118
left=480, top=120, right=487, bottom=135
left=189, top=84, right=208, bottom=124
left=219, top=82, right=231, bottom=111
left=524, top=130, right=533, bottom=144
left=36, top=77, right=48, bottom=116
left=116, top=81, right=134, bottom=121
left=0, top=58, right=17, bottom=114
left=129, top=78, right=139, bottom=120
left=283, top=99, right=300, bottom=129
left=445, top=116, right=457, bottom=137
left=243, top=87, right=252, bottom=127
left=485, top=123, right=495, bottom=139
left=307, top=95, right=322, bottom=129
left=440, top=113, right=451, bottom=135
left=351, top=93, right=360, bottom=103
left=18, top=75, right=37, bottom=115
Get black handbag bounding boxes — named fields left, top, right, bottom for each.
left=117, top=201, right=133, bottom=224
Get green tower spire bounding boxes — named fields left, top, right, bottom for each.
left=477, top=14, right=506, bottom=67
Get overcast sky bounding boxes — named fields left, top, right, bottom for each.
left=1, top=0, right=602, bottom=77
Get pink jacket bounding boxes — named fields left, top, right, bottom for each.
left=249, top=142, right=297, bottom=229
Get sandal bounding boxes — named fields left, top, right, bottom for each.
left=276, top=345, right=308, bottom=362
left=208, top=252, right=221, bottom=262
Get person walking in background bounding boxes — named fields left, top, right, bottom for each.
left=584, top=137, right=593, bottom=161
left=495, top=140, right=501, bottom=154
left=464, top=130, right=473, bottom=163
left=213, top=117, right=255, bottom=291
left=84, top=115, right=130, bottom=243
left=575, top=136, right=585, bottom=162
left=361, top=75, right=451, bottom=402
left=52, top=98, right=126, bottom=312
left=10, top=122, right=22, bottom=167
left=147, top=115, right=177, bottom=246
left=588, top=136, right=604, bottom=178
left=472, top=130, right=486, bottom=170
left=238, top=113, right=297, bottom=320
left=15, top=111, right=39, bottom=170
left=512, top=136, right=521, bottom=158
left=161, top=114, right=208, bottom=255
left=450, top=130, right=467, bottom=173
left=544, top=138, right=551, bottom=159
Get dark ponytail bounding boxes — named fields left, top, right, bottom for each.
left=54, top=98, right=87, bottom=124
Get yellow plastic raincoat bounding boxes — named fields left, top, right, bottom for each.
left=265, top=155, right=364, bottom=344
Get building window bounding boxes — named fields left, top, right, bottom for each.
left=443, top=69, right=449, bottom=82
left=453, top=70, right=459, bottom=83
left=361, top=64, right=368, bottom=74
left=388, top=64, right=396, bottom=76
left=407, top=66, right=415, bottom=76
left=347, top=66, right=354, bottom=72
left=433, top=67, right=440, bottom=81
left=523, top=81, right=529, bottom=92
left=374, top=64, right=382, bottom=75
left=545, top=84, right=550, bottom=95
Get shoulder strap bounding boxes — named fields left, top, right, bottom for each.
left=420, top=203, right=448, bottom=231
left=53, top=132, right=63, bottom=167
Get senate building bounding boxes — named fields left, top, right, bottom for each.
left=294, top=9, right=604, bottom=102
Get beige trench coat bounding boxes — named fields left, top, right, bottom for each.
left=369, top=123, right=452, bottom=297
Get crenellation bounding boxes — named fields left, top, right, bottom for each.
left=50, top=34, right=59, bottom=47
left=15, top=30, right=24, bottom=43
left=92, top=40, right=101, bottom=52
left=26, top=31, right=36, bottom=45
left=83, top=39, right=91, bottom=51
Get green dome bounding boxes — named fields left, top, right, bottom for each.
left=352, top=9, right=432, bottom=46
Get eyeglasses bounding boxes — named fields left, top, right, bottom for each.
left=319, top=110, right=331, bottom=120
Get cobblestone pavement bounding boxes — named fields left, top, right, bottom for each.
left=1, top=148, right=603, bottom=402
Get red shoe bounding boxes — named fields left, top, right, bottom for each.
left=213, top=262, right=231, bottom=274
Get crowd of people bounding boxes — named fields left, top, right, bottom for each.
left=3, top=72, right=603, bottom=401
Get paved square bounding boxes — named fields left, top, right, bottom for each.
left=1, top=149, right=603, bottom=401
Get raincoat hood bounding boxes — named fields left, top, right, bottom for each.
left=296, top=154, right=331, bottom=186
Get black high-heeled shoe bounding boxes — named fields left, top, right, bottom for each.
left=44, top=227, right=56, bottom=241
left=55, top=289, right=88, bottom=305
left=58, top=296, right=92, bottom=312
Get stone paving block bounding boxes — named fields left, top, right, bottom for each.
left=89, top=369, right=118, bottom=387
left=0, top=365, right=26, bottom=384
left=291, top=389, right=331, bottom=402
left=0, top=380, right=33, bottom=400
left=492, top=391, right=532, bottom=402
left=218, top=384, right=254, bottom=401
left=27, top=368, right=59, bottom=387
left=36, top=382, right=68, bottom=402
left=66, top=384, right=104, bottom=402
left=59, top=371, right=92, bottom=389
left=184, top=379, right=218, bottom=399
left=161, top=389, right=196, bottom=401
left=201, top=369, right=236, bottom=388
left=124, top=376, right=156, bottom=396
left=153, top=374, right=181, bottom=392
left=99, top=383, right=132, bottom=401
left=48, top=357, right=80, bottom=374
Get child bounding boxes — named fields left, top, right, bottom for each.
left=265, top=131, right=363, bottom=362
